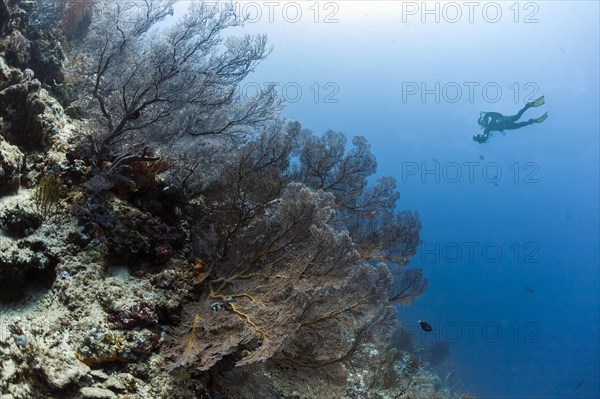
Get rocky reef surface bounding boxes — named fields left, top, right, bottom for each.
left=0, top=141, right=470, bottom=398
left=0, top=155, right=466, bottom=398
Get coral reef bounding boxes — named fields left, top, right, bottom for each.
left=0, top=56, right=65, bottom=150
left=0, top=135, right=23, bottom=195
left=0, top=1, right=476, bottom=398
left=0, top=0, right=66, bottom=85
left=0, top=206, right=41, bottom=237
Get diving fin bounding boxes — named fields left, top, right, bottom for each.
left=530, top=95, right=545, bottom=107
left=535, top=112, right=548, bottom=123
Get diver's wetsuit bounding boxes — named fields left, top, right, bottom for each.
left=474, top=96, right=547, bottom=143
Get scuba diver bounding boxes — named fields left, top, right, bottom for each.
left=474, top=95, right=548, bottom=143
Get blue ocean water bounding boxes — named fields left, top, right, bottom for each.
left=170, top=1, right=600, bottom=397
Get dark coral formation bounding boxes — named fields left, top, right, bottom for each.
left=74, top=197, right=184, bottom=269
left=0, top=236, right=58, bottom=302
left=0, top=133, right=23, bottom=194
left=0, top=0, right=66, bottom=85
left=0, top=56, right=64, bottom=150
left=0, top=206, right=41, bottom=237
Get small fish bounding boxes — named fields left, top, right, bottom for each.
left=479, top=155, right=484, bottom=160
left=573, top=379, right=584, bottom=392
left=419, top=320, right=433, bottom=332
left=525, top=286, right=535, bottom=293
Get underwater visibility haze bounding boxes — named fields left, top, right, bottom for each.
left=0, top=1, right=598, bottom=398
left=222, top=1, right=600, bottom=397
